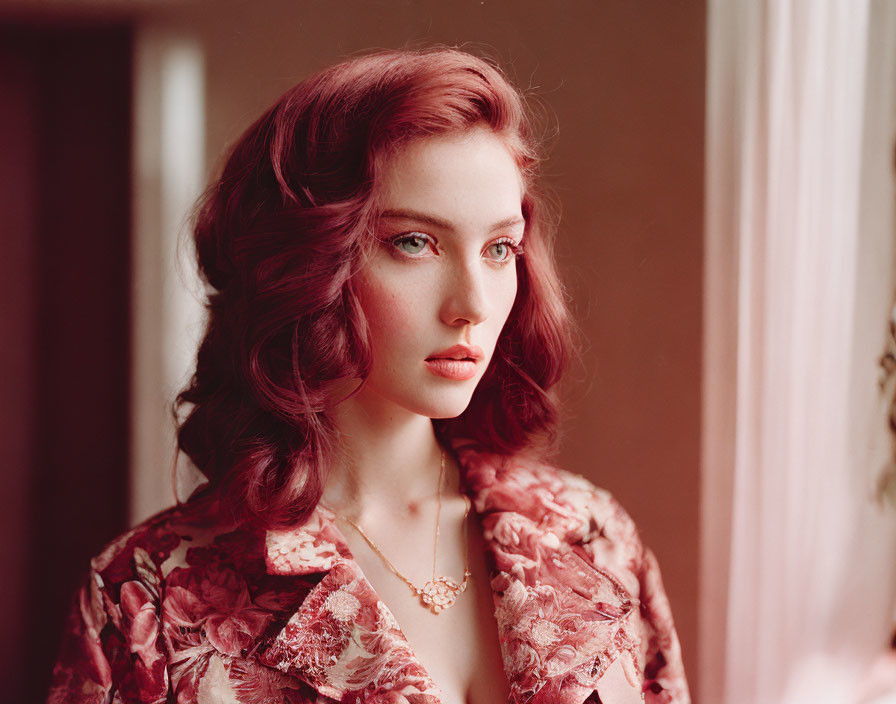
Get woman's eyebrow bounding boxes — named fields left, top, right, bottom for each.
left=380, top=208, right=525, bottom=234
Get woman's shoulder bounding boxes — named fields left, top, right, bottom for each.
left=457, top=443, right=646, bottom=556
left=80, top=488, right=263, bottom=601
left=511, top=459, right=651, bottom=575
left=457, top=446, right=691, bottom=701
left=531, top=460, right=642, bottom=532
left=47, top=496, right=211, bottom=704
left=48, top=490, right=307, bottom=704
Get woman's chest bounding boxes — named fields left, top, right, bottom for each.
left=256, top=491, right=657, bottom=703
left=347, top=513, right=511, bottom=704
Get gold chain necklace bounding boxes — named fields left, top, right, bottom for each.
left=325, top=449, right=472, bottom=614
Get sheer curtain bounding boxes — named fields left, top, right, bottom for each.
left=701, top=1, right=896, bottom=702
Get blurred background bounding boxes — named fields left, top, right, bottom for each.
left=0, top=1, right=894, bottom=703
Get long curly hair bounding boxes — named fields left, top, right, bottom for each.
left=175, top=47, right=577, bottom=529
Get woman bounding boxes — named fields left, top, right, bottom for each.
left=47, top=48, right=689, bottom=703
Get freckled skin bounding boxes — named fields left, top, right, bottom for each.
left=353, top=127, right=525, bottom=419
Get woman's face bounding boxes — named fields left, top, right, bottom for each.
left=353, top=127, right=525, bottom=419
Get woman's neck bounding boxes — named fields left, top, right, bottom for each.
left=323, top=390, right=458, bottom=521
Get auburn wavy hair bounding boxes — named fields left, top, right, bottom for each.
left=176, top=47, right=577, bottom=529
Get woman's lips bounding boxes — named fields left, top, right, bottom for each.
left=424, top=357, right=478, bottom=380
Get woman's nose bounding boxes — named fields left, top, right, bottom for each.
left=439, top=259, right=489, bottom=327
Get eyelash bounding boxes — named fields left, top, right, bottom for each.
left=388, top=232, right=524, bottom=265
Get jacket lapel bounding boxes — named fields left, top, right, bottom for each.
left=258, top=507, right=443, bottom=702
left=256, top=443, right=643, bottom=703
left=453, top=442, right=643, bottom=703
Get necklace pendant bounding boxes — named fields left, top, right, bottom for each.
left=420, top=576, right=462, bottom=614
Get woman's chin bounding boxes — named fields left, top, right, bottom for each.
left=414, top=390, right=477, bottom=420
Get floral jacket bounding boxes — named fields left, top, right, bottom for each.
left=47, top=443, right=690, bottom=704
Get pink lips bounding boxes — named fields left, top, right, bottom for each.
left=425, top=358, right=478, bottom=380
left=425, top=344, right=484, bottom=380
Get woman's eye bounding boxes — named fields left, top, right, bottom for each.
left=388, top=233, right=521, bottom=263
left=391, top=233, right=432, bottom=255
left=487, top=239, right=521, bottom=263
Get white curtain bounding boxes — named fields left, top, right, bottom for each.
left=701, top=1, right=896, bottom=702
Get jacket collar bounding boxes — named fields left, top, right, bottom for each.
left=257, top=442, right=641, bottom=703
left=264, top=503, right=352, bottom=577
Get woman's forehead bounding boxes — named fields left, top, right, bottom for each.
left=379, top=208, right=525, bottom=236
left=375, top=128, right=525, bottom=230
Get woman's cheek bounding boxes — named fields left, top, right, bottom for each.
left=493, top=271, right=519, bottom=325
left=357, top=273, right=420, bottom=352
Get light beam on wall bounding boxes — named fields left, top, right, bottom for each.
left=132, top=29, right=206, bottom=524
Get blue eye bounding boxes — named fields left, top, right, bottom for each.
left=387, top=232, right=521, bottom=263
left=490, top=242, right=509, bottom=260
left=392, top=233, right=431, bottom=255
left=487, top=238, right=522, bottom=264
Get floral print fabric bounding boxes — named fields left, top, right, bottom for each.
left=47, top=442, right=690, bottom=703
